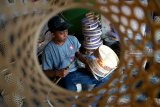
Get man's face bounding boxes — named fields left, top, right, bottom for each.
left=52, top=29, right=68, bottom=42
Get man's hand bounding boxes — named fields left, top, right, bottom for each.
left=56, top=68, right=69, bottom=77
left=85, top=60, right=92, bottom=73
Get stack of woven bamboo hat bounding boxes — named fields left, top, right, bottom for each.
left=81, top=12, right=103, bottom=50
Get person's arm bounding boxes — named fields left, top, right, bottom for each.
left=44, top=69, right=69, bottom=78
left=73, top=37, right=88, bottom=64
left=75, top=51, right=88, bottom=65
left=75, top=51, right=92, bottom=72
left=73, top=36, right=91, bottom=71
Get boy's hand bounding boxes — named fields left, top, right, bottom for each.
left=56, top=68, right=69, bottom=77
